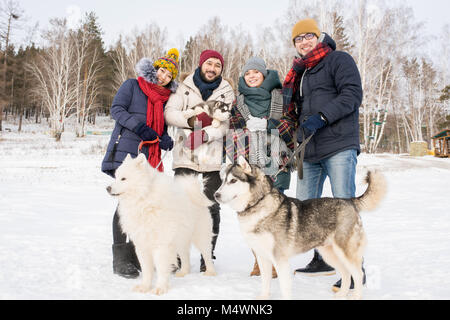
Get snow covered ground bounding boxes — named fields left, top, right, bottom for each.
left=1, top=118, right=450, bottom=300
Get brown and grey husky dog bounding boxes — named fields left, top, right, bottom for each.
left=214, top=157, right=386, bottom=300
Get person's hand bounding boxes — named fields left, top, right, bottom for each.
left=246, top=115, right=267, bottom=132
left=133, top=122, right=158, bottom=141
left=184, top=130, right=208, bottom=150
left=188, top=112, right=213, bottom=129
left=300, top=114, right=327, bottom=137
left=183, top=109, right=197, bottom=119
left=159, top=134, right=174, bottom=151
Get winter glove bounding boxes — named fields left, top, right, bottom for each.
left=159, top=134, right=174, bottom=151
left=184, top=130, right=209, bottom=150
left=133, top=122, right=159, bottom=141
left=188, top=112, right=213, bottom=129
left=246, top=115, right=267, bottom=132
left=300, top=113, right=327, bottom=137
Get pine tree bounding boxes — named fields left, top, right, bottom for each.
left=0, top=0, right=24, bottom=131
left=331, top=12, right=353, bottom=52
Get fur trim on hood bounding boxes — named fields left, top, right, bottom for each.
left=135, top=58, right=178, bottom=93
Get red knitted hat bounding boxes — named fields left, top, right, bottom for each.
left=199, top=50, right=224, bottom=69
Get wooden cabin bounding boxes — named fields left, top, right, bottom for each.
left=431, top=130, right=450, bottom=158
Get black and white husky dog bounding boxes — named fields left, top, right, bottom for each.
left=214, top=157, right=386, bottom=300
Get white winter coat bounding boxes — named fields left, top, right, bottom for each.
left=164, top=72, right=235, bottom=172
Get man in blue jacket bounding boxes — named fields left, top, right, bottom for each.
left=281, top=19, right=364, bottom=292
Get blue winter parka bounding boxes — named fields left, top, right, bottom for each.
left=101, top=59, right=178, bottom=177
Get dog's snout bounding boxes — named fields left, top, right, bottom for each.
left=106, top=186, right=112, bottom=194
left=214, top=192, right=221, bottom=201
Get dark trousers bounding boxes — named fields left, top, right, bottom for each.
left=174, top=168, right=222, bottom=256
left=112, top=206, right=127, bottom=244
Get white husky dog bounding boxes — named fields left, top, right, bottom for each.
left=107, top=153, right=216, bottom=295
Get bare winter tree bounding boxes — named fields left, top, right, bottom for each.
left=179, top=17, right=254, bottom=87
left=257, top=21, right=296, bottom=80
left=109, top=36, right=129, bottom=90
left=71, top=13, right=104, bottom=137
left=222, top=25, right=254, bottom=85
left=110, top=23, right=167, bottom=91
left=180, top=17, right=230, bottom=75
left=26, top=19, right=77, bottom=141
left=349, top=1, right=423, bottom=153
left=400, top=58, right=442, bottom=147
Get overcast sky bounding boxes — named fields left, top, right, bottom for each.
left=12, top=0, right=450, bottom=49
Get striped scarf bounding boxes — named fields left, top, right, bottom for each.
left=225, top=90, right=291, bottom=169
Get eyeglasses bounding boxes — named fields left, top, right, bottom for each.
left=294, top=33, right=316, bottom=44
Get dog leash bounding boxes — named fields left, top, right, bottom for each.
left=271, top=130, right=314, bottom=181
left=138, top=138, right=175, bottom=171
left=155, top=149, right=170, bottom=170
left=138, top=138, right=159, bottom=153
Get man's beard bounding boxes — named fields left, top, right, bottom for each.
left=200, top=70, right=221, bottom=83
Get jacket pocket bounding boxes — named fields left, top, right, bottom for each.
left=328, top=114, right=356, bottom=137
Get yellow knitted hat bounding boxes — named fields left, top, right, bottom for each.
left=291, top=19, right=321, bottom=44
left=153, top=48, right=180, bottom=79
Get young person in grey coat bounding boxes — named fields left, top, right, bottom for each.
left=226, top=57, right=295, bottom=278
left=101, top=49, right=179, bottom=278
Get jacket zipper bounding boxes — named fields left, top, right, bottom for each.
left=299, top=68, right=309, bottom=98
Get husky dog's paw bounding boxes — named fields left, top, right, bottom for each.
left=151, top=286, right=169, bottom=296
left=212, top=119, right=220, bottom=128
left=256, top=294, right=270, bottom=300
left=133, top=284, right=151, bottom=293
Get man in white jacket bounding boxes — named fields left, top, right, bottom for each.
left=164, top=50, right=235, bottom=271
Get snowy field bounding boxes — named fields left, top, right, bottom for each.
left=1, top=118, right=450, bottom=300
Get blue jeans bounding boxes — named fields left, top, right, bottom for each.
left=296, top=149, right=357, bottom=201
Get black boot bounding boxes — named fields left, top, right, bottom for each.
left=294, top=249, right=336, bottom=276
left=112, top=242, right=141, bottom=279
left=332, top=266, right=366, bottom=292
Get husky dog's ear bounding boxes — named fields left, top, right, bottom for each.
left=237, top=156, right=251, bottom=174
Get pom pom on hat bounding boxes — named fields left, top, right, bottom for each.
left=153, top=48, right=180, bottom=79
left=292, top=18, right=321, bottom=44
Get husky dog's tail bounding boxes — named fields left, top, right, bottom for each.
left=175, top=175, right=214, bottom=208
left=353, top=170, right=387, bottom=212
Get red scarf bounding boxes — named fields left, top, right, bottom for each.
left=283, top=42, right=332, bottom=107
left=137, top=77, right=171, bottom=172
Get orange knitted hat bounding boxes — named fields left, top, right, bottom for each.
left=292, top=19, right=321, bottom=44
